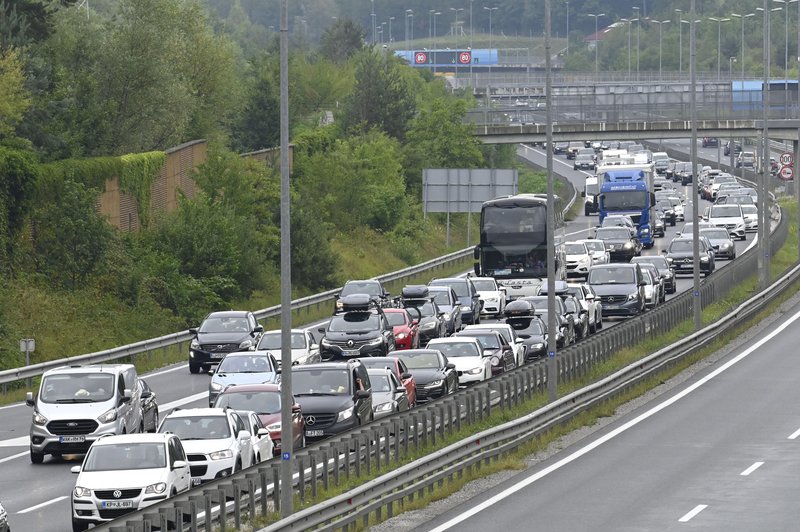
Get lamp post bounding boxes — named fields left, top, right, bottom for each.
left=632, top=6, right=640, bottom=80
left=773, top=0, right=798, bottom=93
left=450, top=7, right=464, bottom=43
left=620, top=17, right=637, bottom=78
left=652, top=19, right=670, bottom=80
left=731, top=13, right=756, bottom=81
left=730, top=56, right=737, bottom=79
left=676, top=8, right=683, bottom=75
left=370, top=0, right=376, bottom=45
left=484, top=6, right=498, bottom=50
left=708, top=17, right=731, bottom=80
left=405, top=9, right=413, bottom=51
left=681, top=20, right=691, bottom=77
left=586, top=13, right=605, bottom=80
left=389, top=16, right=394, bottom=43
left=565, top=0, right=569, bottom=55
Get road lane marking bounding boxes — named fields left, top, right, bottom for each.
left=157, top=391, right=208, bottom=411
left=17, top=495, right=68, bottom=514
left=0, top=450, right=28, bottom=463
left=740, top=462, right=764, bottom=476
left=787, top=427, right=800, bottom=440
left=679, top=504, right=708, bottom=522
left=0, top=436, right=28, bottom=448
left=428, top=307, right=800, bottom=532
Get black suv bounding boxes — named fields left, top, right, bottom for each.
left=398, top=285, right=447, bottom=344
left=724, top=141, right=743, bottom=156
left=290, top=360, right=373, bottom=443
left=429, top=277, right=481, bottom=325
left=319, top=294, right=395, bottom=360
left=336, top=279, right=391, bottom=310
left=188, top=311, right=263, bottom=374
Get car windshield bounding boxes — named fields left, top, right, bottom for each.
left=292, top=369, right=350, bottom=395
left=506, top=318, right=545, bottom=336
left=463, top=334, right=500, bottom=350
left=83, top=443, right=166, bottom=472
left=340, top=281, right=382, bottom=297
left=669, top=240, right=694, bottom=253
left=257, top=332, right=306, bottom=350
left=159, top=416, right=231, bottom=440
left=701, top=229, right=730, bottom=240
left=741, top=205, right=757, bottom=214
left=428, top=342, right=480, bottom=358
left=470, top=279, right=497, bottom=291
left=710, top=205, right=741, bottom=217
left=384, top=312, right=408, bottom=327
left=602, top=217, right=631, bottom=228
left=595, top=228, right=630, bottom=240
left=396, top=352, right=441, bottom=369
left=431, top=280, right=469, bottom=298
left=199, top=316, right=249, bottom=333
left=581, top=240, right=605, bottom=252
left=588, top=267, right=635, bottom=284
left=328, top=313, right=380, bottom=333
left=564, top=299, right=579, bottom=313
left=430, top=290, right=453, bottom=306
left=214, top=391, right=281, bottom=414
left=565, top=243, right=588, bottom=254
left=370, top=374, right=394, bottom=393
left=217, top=355, right=273, bottom=374
left=633, top=257, right=669, bottom=269
left=40, top=373, right=115, bottom=404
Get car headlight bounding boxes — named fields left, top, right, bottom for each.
left=209, top=449, right=233, bottom=461
left=366, top=337, right=383, bottom=346
left=485, top=297, right=498, bottom=303
left=665, top=257, right=674, bottom=264
left=529, top=342, right=544, bottom=350
left=442, top=313, right=451, bottom=321
left=421, top=321, right=436, bottom=330
left=641, top=227, right=650, bottom=234
left=32, top=410, right=47, bottom=426
left=337, top=406, right=355, bottom=422
left=97, top=408, right=117, bottom=424
left=74, top=486, right=91, bottom=498
left=425, top=379, right=443, bottom=387
left=239, top=339, right=254, bottom=349
left=266, top=422, right=281, bottom=432
left=490, top=356, right=501, bottom=367
left=190, top=339, right=199, bottom=349
left=210, top=382, right=223, bottom=391
left=461, top=306, right=471, bottom=312
left=700, top=256, right=710, bottom=262
left=374, top=402, right=394, bottom=413
left=627, top=291, right=640, bottom=302
left=467, top=367, right=483, bottom=375
left=320, top=337, right=332, bottom=346
left=396, top=332, right=408, bottom=340
left=623, top=242, right=634, bottom=249
left=145, top=482, right=167, bottom=495
left=722, top=242, right=733, bottom=249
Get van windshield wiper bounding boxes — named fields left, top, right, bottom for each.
left=55, top=398, right=97, bottom=403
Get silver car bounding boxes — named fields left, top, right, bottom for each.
left=368, top=368, right=410, bottom=420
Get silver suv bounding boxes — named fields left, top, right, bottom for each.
left=26, top=364, right=143, bottom=464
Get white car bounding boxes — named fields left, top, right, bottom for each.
left=641, top=269, right=659, bottom=310
left=468, top=276, right=507, bottom=317
left=255, top=328, right=321, bottom=366
left=740, top=203, right=758, bottom=232
left=566, top=282, right=603, bottom=333
left=577, top=239, right=610, bottom=266
left=0, top=500, right=8, bottom=532
left=426, top=337, right=489, bottom=385
left=461, top=323, right=526, bottom=367
left=157, top=408, right=253, bottom=486
left=70, top=433, right=191, bottom=531
left=237, top=410, right=275, bottom=464
left=564, top=241, right=593, bottom=279
left=705, top=204, right=747, bottom=240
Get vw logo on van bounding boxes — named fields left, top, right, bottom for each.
left=113, top=490, right=122, bottom=499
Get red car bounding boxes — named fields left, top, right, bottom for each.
left=383, top=308, right=420, bottom=350
left=212, top=383, right=305, bottom=456
left=357, top=356, right=417, bottom=408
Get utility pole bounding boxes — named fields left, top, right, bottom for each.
left=690, top=0, right=701, bottom=330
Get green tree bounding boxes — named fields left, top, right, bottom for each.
left=230, top=57, right=280, bottom=153
left=31, top=179, right=112, bottom=289
left=0, top=146, right=38, bottom=270
left=0, top=49, right=31, bottom=139
left=319, top=18, right=366, bottom=64
left=342, top=49, right=416, bottom=141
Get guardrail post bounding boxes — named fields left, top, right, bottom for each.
left=332, top=441, right=340, bottom=486
left=188, top=495, right=204, bottom=531
left=309, top=452, right=317, bottom=499
left=217, top=488, right=227, bottom=526
left=383, top=423, right=391, bottom=466
left=142, top=512, right=160, bottom=532
left=245, top=473, right=258, bottom=520
left=354, top=435, right=361, bottom=478
left=484, top=386, right=492, bottom=417
left=320, top=446, right=330, bottom=491
left=364, top=433, right=372, bottom=475
left=232, top=482, right=242, bottom=529
left=297, top=455, right=306, bottom=501
left=375, top=426, right=382, bottom=471
left=158, top=507, right=176, bottom=532
left=392, top=419, right=401, bottom=461
left=455, top=398, right=462, bottom=432
left=421, top=412, right=428, bottom=447
left=124, top=520, right=143, bottom=532
left=270, top=464, right=280, bottom=513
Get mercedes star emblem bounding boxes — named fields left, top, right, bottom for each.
left=305, top=415, right=316, bottom=426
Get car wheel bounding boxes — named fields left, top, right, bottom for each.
left=253, top=452, right=258, bottom=465
left=299, top=432, right=306, bottom=449
left=585, top=205, right=591, bottom=216
left=151, top=409, right=159, bottom=432
left=72, top=517, right=90, bottom=532
left=234, top=459, right=241, bottom=473
left=30, top=450, right=44, bottom=464
left=189, top=363, right=201, bottom=374
left=139, top=421, right=145, bottom=434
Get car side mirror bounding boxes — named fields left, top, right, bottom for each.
left=355, top=389, right=370, bottom=399
left=515, top=338, right=524, bottom=344
left=401, top=372, right=412, bottom=380
left=257, top=428, right=270, bottom=437
left=317, top=327, right=326, bottom=334
left=172, top=460, right=187, bottom=470
left=140, top=390, right=153, bottom=399
left=254, top=325, right=264, bottom=334
left=638, top=280, right=647, bottom=287
left=188, top=328, right=198, bottom=335
left=71, top=465, right=81, bottom=474
left=121, top=389, right=132, bottom=403
left=292, top=404, right=302, bottom=413
left=26, top=391, right=34, bottom=407
left=446, top=363, right=456, bottom=370
left=238, top=430, right=252, bottom=441
left=207, top=369, right=215, bottom=376
left=395, top=386, right=406, bottom=394
left=661, top=249, right=667, bottom=254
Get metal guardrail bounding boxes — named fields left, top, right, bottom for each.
left=94, top=199, right=789, bottom=532
left=0, top=248, right=474, bottom=388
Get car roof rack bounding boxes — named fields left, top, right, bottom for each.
left=336, top=293, right=378, bottom=313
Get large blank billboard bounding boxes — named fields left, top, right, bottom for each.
left=422, top=168, right=518, bottom=213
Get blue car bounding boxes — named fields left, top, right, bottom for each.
left=208, top=351, right=279, bottom=406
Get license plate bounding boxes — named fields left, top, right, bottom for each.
left=343, top=350, right=359, bottom=357
left=305, top=430, right=323, bottom=438
left=191, top=478, right=202, bottom=486
left=59, top=435, right=85, bottom=443
left=101, top=500, right=134, bottom=509
left=211, top=353, right=225, bottom=359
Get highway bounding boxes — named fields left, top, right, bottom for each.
left=0, top=139, right=761, bottom=531
left=417, top=299, right=800, bottom=532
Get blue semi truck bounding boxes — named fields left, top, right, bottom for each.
left=597, top=167, right=656, bottom=249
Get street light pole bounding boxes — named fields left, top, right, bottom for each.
left=565, top=0, right=569, bottom=55
left=484, top=6, right=497, bottom=50
left=586, top=13, right=605, bottom=80
left=731, top=13, right=756, bottom=82
left=633, top=6, right=640, bottom=80
left=690, top=0, right=701, bottom=331
left=708, top=17, right=730, bottom=80
left=621, top=18, right=637, bottom=78
left=389, top=16, right=394, bottom=43
left=730, top=56, right=737, bottom=79
left=371, top=0, right=376, bottom=45
left=676, top=8, right=683, bottom=75
left=653, top=19, right=670, bottom=80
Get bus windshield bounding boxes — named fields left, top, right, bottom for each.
left=600, top=190, right=647, bottom=211
left=481, top=205, right=547, bottom=243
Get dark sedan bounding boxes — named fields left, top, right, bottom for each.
left=137, top=379, right=159, bottom=432
left=394, top=349, right=458, bottom=403
left=505, top=314, right=548, bottom=360
left=631, top=255, right=676, bottom=294
left=593, top=227, right=642, bottom=262
left=663, top=237, right=715, bottom=276
left=404, top=300, right=447, bottom=345
left=188, top=310, right=263, bottom=374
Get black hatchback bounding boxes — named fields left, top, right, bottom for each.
left=188, top=311, right=263, bottom=374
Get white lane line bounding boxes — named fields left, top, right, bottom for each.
left=428, top=307, right=800, bottom=532
left=0, top=401, right=25, bottom=411
left=0, top=450, right=28, bottom=464
left=0, top=436, right=28, bottom=448
left=145, top=363, right=189, bottom=378
left=159, top=391, right=208, bottom=411
left=787, top=427, right=800, bottom=440
left=679, top=504, right=708, bottom=523
left=740, top=461, right=764, bottom=476
left=17, top=495, right=68, bottom=514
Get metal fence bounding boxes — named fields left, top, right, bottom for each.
left=93, top=201, right=790, bottom=532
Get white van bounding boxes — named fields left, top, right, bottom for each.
left=26, top=364, right=144, bottom=464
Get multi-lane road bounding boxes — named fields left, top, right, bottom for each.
left=0, top=139, right=764, bottom=531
